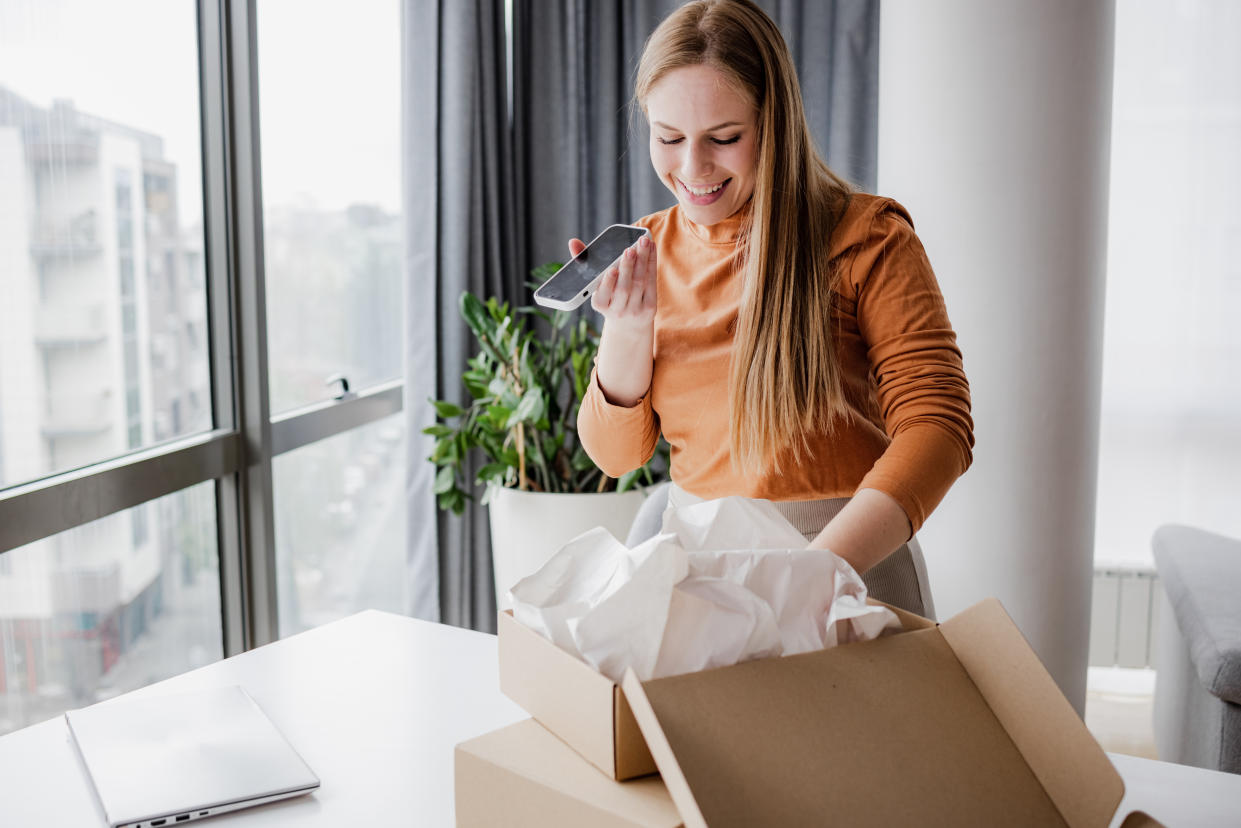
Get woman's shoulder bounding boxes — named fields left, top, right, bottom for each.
left=829, top=192, right=917, bottom=258
left=830, top=192, right=928, bottom=295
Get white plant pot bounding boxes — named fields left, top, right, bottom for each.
left=489, top=485, right=650, bottom=611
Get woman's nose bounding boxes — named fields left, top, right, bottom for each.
left=680, top=143, right=712, bottom=179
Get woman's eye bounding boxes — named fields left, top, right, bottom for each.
left=657, top=136, right=684, bottom=145
left=711, top=135, right=741, bottom=145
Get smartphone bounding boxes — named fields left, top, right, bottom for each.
left=533, top=224, right=650, bottom=311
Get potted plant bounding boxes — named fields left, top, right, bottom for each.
left=425, top=263, right=666, bottom=607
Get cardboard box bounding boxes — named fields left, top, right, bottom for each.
left=455, top=719, right=682, bottom=828
left=498, top=608, right=658, bottom=779
left=497, top=600, right=1165, bottom=826
left=497, top=603, right=931, bottom=781
left=455, top=719, right=1166, bottom=828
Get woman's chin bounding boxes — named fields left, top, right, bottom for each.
left=680, top=199, right=735, bottom=226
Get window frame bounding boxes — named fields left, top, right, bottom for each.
left=0, top=0, right=404, bottom=660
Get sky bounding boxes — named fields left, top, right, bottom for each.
left=0, top=0, right=401, bottom=226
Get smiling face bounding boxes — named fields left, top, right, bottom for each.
left=644, top=64, right=759, bottom=227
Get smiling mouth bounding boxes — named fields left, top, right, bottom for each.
left=678, top=177, right=732, bottom=203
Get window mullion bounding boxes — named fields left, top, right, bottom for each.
left=202, top=0, right=279, bottom=655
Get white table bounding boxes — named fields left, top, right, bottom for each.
left=0, top=610, right=1237, bottom=827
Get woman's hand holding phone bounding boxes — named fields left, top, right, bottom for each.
left=570, top=235, right=657, bottom=327
left=570, top=235, right=657, bottom=407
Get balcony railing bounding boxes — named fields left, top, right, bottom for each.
left=21, top=126, right=101, bottom=165
left=30, top=211, right=103, bottom=260
left=41, top=389, right=114, bottom=436
left=34, top=303, right=108, bottom=347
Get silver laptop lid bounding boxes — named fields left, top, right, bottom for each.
left=66, top=684, right=319, bottom=828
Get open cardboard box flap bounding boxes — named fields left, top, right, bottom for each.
left=621, top=598, right=1148, bottom=828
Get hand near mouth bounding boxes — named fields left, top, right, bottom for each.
left=568, top=234, right=657, bottom=408
left=563, top=235, right=657, bottom=330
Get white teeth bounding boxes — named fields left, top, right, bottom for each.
left=683, top=180, right=725, bottom=196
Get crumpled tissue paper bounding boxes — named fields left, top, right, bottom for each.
left=510, top=495, right=901, bottom=682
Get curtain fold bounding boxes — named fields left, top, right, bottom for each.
left=405, top=0, right=520, bottom=631
left=407, top=0, right=880, bottom=632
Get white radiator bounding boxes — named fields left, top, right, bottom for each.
left=1089, top=566, right=1163, bottom=669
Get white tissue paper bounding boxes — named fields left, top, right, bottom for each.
left=509, top=495, right=902, bottom=683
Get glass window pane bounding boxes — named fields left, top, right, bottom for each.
left=0, top=482, right=222, bottom=736
left=0, top=1, right=212, bottom=489
left=274, top=415, right=406, bottom=636
left=1095, top=0, right=1241, bottom=566
left=256, top=0, right=403, bottom=414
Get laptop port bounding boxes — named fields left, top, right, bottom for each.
left=177, top=817, right=190, bottom=823
left=152, top=821, right=166, bottom=827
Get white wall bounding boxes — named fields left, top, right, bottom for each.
left=878, top=0, right=1116, bottom=714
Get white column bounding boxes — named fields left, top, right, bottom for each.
left=878, top=0, right=1115, bottom=713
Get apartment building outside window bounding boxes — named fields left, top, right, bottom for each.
left=0, top=0, right=404, bottom=736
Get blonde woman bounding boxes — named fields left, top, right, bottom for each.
left=575, top=0, right=973, bottom=617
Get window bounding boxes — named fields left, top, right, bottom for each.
left=0, top=0, right=407, bottom=737
left=0, top=484, right=220, bottom=733
left=0, top=2, right=211, bottom=488
left=256, top=0, right=406, bottom=634
left=274, top=414, right=406, bottom=636
left=256, top=0, right=402, bottom=416
left=1095, top=0, right=1241, bottom=567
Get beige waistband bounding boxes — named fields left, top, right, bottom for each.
left=666, top=483, right=849, bottom=539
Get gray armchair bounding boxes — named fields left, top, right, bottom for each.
left=1152, top=524, right=1241, bottom=774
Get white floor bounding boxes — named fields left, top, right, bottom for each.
left=1085, top=666, right=1158, bottom=760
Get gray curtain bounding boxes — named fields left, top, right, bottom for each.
left=406, top=0, right=879, bottom=632
left=405, top=0, right=520, bottom=631
left=512, top=0, right=879, bottom=277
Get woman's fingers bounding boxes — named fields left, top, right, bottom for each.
left=591, top=267, right=617, bottom=312
left=615, top=246, right=637, bottom=305
left=567, top=238, right=586, bottom=258
left=624, top=241, right=651, bottom=315
left=643, top=238, right=658, bottom=309
left=588, top=238, right=655, bottom=320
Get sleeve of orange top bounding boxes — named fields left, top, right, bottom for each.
left=577, top=365, right=661, bottom=479
left=850, top=201, right=975, bottom=533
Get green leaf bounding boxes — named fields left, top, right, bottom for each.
left=530, top=261, right=562, bottom=283
left=422, top=424, right=454, bottom=438
left=616, top=469, right=640, bottom=493
left=484, top=403, right=511, bottom=429
left=475, top=462, right=509, bottom=484
left=433, top=466, right=456, bottom=494
left=433, top=399, right=465, bottom=419
left=429, top=436, right=454, bottom=463
left=444, top=489, right=469, bottom=515
left=459, top=292, right=493, bottom=338
left=506, top=388, right=545, bottom=428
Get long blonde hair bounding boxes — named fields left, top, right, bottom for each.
left=635, top=0, right=855, bottom=473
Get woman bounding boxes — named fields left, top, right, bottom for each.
left=575, top=0, right=973, bottom=617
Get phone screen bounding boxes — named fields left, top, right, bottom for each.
left=535, top=225, right=648, bottom=304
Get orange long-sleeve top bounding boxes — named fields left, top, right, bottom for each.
left=577, top=193, right=974, bottom=533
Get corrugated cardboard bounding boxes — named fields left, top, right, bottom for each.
left=497, top=603, right=931, bottom=780
left=620, top=598, right=1140, bottom=828
left=455, top=719, right=682, bottom=828
left=498, top=609, right=657, bottom=779
left=483, top=600, right=1166, bottom=827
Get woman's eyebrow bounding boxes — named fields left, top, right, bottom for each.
left=652, top=120, right=745, bottom=131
